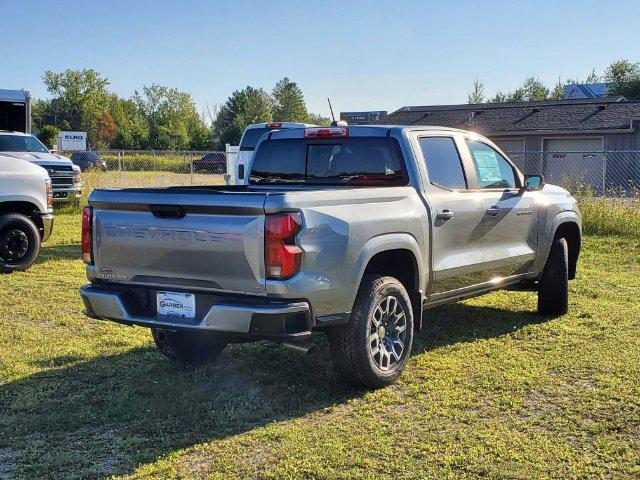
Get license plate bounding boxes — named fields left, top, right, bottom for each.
left=157, top=291, right=196, bottom=319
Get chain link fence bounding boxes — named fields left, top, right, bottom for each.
left=64, top=149, right=640, bottom=200
left=60, top=150, right=235, bottom=203
left=506, top=150, right=640, bottom=198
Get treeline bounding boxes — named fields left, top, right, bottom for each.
left=467, top=59, right=640, bottom=103
left=33, top=69, right=330, bottom=150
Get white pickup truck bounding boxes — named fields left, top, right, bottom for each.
left=0, top=154, right=54, bottom=272
left=0, top=131, right=82, bottom=204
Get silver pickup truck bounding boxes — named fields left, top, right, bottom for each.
left=80, top=125, right=581, bottom=388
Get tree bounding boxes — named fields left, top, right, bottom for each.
left=134, top=84, right=210, bottom=149
left=96, top=111, right=117, bottom=147
left=42, top=69, right=110, bottom=142
left=520, top=77, right=549, bottom=101
left=605, top=60, right=640, bottom=99
left=272, top=77, right=308, bottom=122
left=467, top=77, right=485, bottom=104
left=108, top=95, right=148, bottom=149
left=489, top=88, right=524, bottom=103
left=212, top=87, right=272, bottom=148
left=308, top=113, right=331, bottom=125
left=36, top=125, right=59, bottom=149
left=487, top=77, right=547, bottom=103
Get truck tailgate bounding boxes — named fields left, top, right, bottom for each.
left=89, top=188, right=268, bottom=295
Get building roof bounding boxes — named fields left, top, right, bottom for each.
left=378, top=96, right=640, bottom=136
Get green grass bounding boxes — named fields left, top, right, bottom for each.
left=578, top=197, right=640, bottom=238
left=1, top=215, right=639, bottom=479
left=57, top=171, right=225, bottom=215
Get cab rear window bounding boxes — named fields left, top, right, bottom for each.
left=249, top=137, right=408, bottom=186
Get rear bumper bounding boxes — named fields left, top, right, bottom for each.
left=40, top=213, right=54, bottom=242
left=80, top=284, right=312, bottom=340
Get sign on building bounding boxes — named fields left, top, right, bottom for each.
left=564, top=83, right=609, bottom=99
left=57, top=131, right=87, bottom=151
left=340, top=111, right=387, bottom=125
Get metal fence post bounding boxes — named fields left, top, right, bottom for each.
left=118, top=150, right=123, bottom=188
left=602, top=152, right=607, bottom=196
left=190, top=151, right=194, bottom=185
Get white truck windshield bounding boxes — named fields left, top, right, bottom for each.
left=0, top=135, right=49, bottom=153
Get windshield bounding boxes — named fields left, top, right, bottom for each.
left=0, top=135, right=49, bottom=153
left=249, top=137, right=408, bottom=186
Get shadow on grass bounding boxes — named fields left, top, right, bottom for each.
left=37, top=243, right=81, bottom=263
left=0, top=302, right=543, bottom=479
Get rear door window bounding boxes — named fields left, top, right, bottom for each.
left=418, top=136, right=467, bottom=190
left=250, top=137, right=407, bottom=185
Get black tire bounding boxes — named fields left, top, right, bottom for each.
left=328, top=275, right=414, bottom=389
left=151, top=328, right=227, bottom=364
left=538, top=237, right=569, bottom=316
left=0, top=213, right=41, bottom=274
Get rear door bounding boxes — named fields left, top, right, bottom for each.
left=414, top=134, right=486, bottom=297
left=462, top=138, right=537, bottom=280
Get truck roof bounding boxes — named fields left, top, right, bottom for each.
left=0, top=89, right=29, bottom=103
left=266, top=124, right=474, bottom=140
left=0, top=130, right=31, bottom=136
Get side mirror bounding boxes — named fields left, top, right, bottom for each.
left=524, top=174, right=544, bottom=191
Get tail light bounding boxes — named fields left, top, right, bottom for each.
left=304, top=127, right=349, bottom=139
left=265, top=213, right=302, bottom=279
left=45, top=179, right=53, bottom=211
left=81, top=206, right=93, bottom=264
left=266, top=122, right=283, bottom=128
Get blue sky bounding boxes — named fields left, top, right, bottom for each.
left=2, top=0, right=639, bottom=117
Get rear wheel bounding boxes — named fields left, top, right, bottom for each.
left=538, top=237, right=569, bottom=316
left=151, top=328, right=227, bottom=364
left=329, top=275, right=414, bottom=388
left=0, top=213, right=41, bottom=273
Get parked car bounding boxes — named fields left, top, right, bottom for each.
left=80, top=126, right=581, bottom=388
left=234, top=122, right=316, bottom=184
left=70, top=151, right=107, bottom=172
left=0, top=154, right=54, bottom=272
left=192, top=152, right=226, bottom=174
left=0, top=131, right=81, bottom=204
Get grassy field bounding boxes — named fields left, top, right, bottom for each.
left=1, top=213, right=639, bottom=479
left=57, top=171, right=226, bottom=213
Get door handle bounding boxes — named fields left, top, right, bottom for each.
left=436, top=209, right=455, bottom=221
left=485, top=207, right=500, bottom=217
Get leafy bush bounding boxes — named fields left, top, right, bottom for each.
left=100, top=153, right=196, bottom=173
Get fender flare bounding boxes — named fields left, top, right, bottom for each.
left=532, top=210, right=581, bottom=276
left=349, top=233, right=425, bottom=329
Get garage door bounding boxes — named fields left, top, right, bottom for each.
left=495, top=138, right=525, bottom=153
left=494, top=138, right=526, bottom=171
left=543, top=138, right=604, bottom=192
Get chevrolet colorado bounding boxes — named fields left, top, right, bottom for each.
left=80, top=126, right=581, bottom=388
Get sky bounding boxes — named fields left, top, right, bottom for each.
left=2, top=0, right=640, bottom=118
